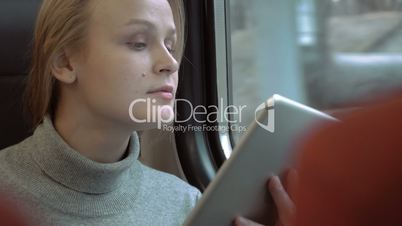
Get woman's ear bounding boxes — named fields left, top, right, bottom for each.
left=51, top=49, right=77, bottom=84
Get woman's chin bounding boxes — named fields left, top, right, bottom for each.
left=128, top=110, right=175, bottom=131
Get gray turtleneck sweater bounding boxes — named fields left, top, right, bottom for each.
left=0, top=117, right=201, bottom=226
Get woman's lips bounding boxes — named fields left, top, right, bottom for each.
left=147, top=85, right=174, bottom=101
left=148, top=91, right=174, bottom=100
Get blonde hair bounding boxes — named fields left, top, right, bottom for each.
left=24, top=0, right=186, bottom=128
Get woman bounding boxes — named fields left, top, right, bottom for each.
left=0, top=0, right=293, bottom=225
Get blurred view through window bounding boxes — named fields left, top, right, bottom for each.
left=228, top=0, right=402, bottom=141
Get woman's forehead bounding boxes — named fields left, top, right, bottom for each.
left=89, top=0, right=175, bottom=31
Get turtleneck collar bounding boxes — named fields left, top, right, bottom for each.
left=31, top=116, right=140, bottom=194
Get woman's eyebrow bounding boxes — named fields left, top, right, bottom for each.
left=124, top=18, right=176, bottom=35
left=125, top=18, right=154, bottom=27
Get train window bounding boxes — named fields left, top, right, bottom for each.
left=298, top=0, right=402, bottom=110
left=176, top=0, right=402, bottom=188
left=224, top=0, right=402, bottom=146
left=226, top=0, right=307, bottom=145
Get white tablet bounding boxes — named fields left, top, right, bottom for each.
left=183, top=94, right=338, bottom=226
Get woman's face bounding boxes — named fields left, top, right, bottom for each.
left=71, top=0, right=179, bottom=130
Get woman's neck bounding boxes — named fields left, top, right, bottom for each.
left=53, top=107, right=132, bottom=164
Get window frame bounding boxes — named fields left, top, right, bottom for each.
left=175, top=0, right=228, bottom=191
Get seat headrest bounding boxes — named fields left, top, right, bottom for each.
left=0, top=1, right=41, bottom=76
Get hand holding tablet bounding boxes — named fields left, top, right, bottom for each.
left=234, top=171, right=297, bottom=226
left=183, top=94, right=337, bottom=226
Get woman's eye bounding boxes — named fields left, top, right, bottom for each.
left=167, top=46, right=176, bottom=54
left=165, top=39, right=176, bottom=54
left=166, top=43, right=176, bottom=54
left=127, top=42, right=147, bottom=51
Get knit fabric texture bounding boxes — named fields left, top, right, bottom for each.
left=0, top=117, right=201, bottom=226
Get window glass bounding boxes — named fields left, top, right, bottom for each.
left=228, top=0, right=402, bottom=142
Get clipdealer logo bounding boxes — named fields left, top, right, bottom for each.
left=128, top=98, right=248, bottom=132
left=254, top=100, right=275, bottom=133
left=128, top=98, right=274, bottom=133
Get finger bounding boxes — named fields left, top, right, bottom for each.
left=279, top=167, right=291, bottom=190
left=233, top=216, right=265, bottom=226
left=286, top=169, right=299, bottom=201
left=269, top=176, right=295, bottom=226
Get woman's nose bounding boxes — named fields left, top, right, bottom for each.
left=153, top=47, right=179, bottom=75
